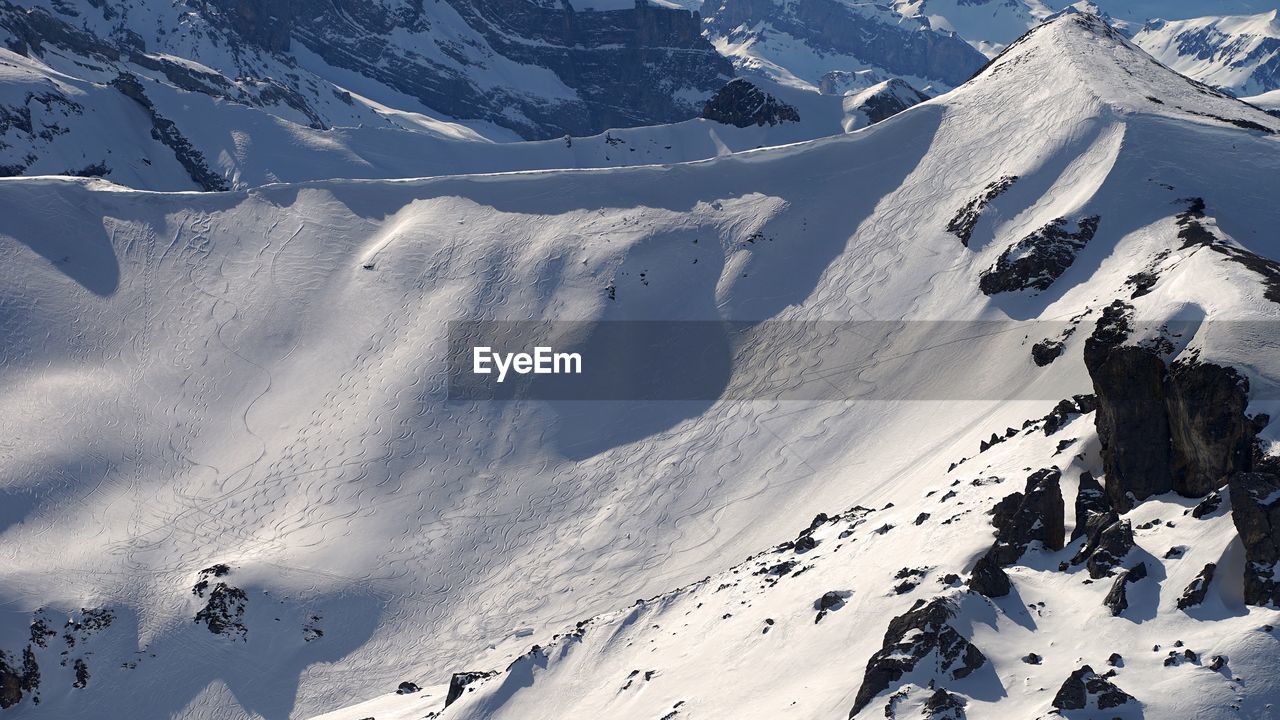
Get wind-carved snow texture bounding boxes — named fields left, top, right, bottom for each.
left=4, top=10, right=1280, bottom=720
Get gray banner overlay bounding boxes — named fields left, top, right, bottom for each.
left=446, top=321, right=1280, bottom=402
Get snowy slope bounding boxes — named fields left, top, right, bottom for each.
left=1, top=11, right=1279, bottom=720
left=1135, top=11, right=1280, bottom=96
left=1248, top=87, right=1280, bottom=111
left=307, top=14, right=1280, bottom=720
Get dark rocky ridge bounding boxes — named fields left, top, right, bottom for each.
left=1103, top=562, right=1147, bottom=616
left=446, top=670, right=498, bottom=707
left=4, top=0, right=733, bottom=142
left=850, top=79, right=931, bottom=125
left=1177, top=198, right=1280, bottom=304
left=699, top=79, right=800, bottom=128
left=1072, top=471, right=1109, bottom=542
left=110, top=73, right=230, bottom=191
left=192, top=564, right=249, bottom=639
left=983, top=468, right=1065, bottom=567
left=1177, top=562, right=1216, bottom=610
left=979, top=215, right=1101, bottom=295
left=283, top=0, right=733, bottom=139
left=947, top=176, right=1018, bottom=247
left=1072, top=515, right=1134, bottom=579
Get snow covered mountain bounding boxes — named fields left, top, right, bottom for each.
left=3, top=9, right=1280, bottom=720
left=0, top=37, right=861, bottom=191
left=305, top=16, right=1280, bottom=720
left=1135, top=11, right=1280, bottom=96
left=0, top=0, right=733, bottom=141
left=703, top=0, right=988, bottom=93
left=707, top=0, right=1280, bottom=105
left=3, top=0, right=925, bottom=191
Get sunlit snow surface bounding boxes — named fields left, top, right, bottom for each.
left=1, top=12, right=1280, bottom=720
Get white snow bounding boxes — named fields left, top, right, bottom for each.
left=1, top=9, right=1279, bottom=720
left=1135, top=11, right=1280, bottom=96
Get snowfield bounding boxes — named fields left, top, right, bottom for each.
left=1, top=10, right=1280, bottom=720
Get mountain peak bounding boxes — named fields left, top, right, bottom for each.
left=959, top=11, right=1280, bottom=135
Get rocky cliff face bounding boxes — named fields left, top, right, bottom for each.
left=703, top=0, right=988, bottom=90
left=4, top=0, right=732, bottom=141
left=1082, top=297, right=1260, bottom=512
left=226, top=0, right=734, bottom=138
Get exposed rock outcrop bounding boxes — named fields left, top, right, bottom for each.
left=700, top=79, right=800, bottom=128
left=1177, top=563, right=1217, bottom=610
left=0, top=645, right=39, bottom=710
left=979, top=216, right=1100, bottom=295
left=299, top=0, right=734, bottom=138
left=967, top=553, right=1010, bottom=598
left=814, top=590, right=851, bottom=622
left=984, top=468, right=1065, bottom=567
left=1, top=652, right=22, bottom=710
left=922, top=687, right=967, bottom=719
left=947, top=176, right=1018, bottom=247
left=1042, top=395, right=1097, bottom=437
left=192, top=564, right=248, bottom=640
left=1166, top=360, right=1254, bottom=497
left=706, top=0, right=987, bottom=88
left=446, top=670, right=498, bottom=707
left=1051, top=665, right=1137, bottom=711
left=1103, top=562, right=1147, bottom=616
left=207, top=0, right=293, bottom=53
left=1072, top=516, right=1134, bottom=579
left=1177, top=198, right=1280, bottom=304
left=110, top=73, right=230, bottom=191
left=1071, top=508, right=1130, bottom=574
left=1072, top=471, right=1110, bottom=542
left=850, top=597, right=986, bottom=717
left=1228, top=472, right=1280, bottom=606
left=844, top=78, right=930, bottom=127
left=1084, top=302, right=1258, bottom=512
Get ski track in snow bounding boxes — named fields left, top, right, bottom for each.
left=0, top=12, right=1280, bottom=720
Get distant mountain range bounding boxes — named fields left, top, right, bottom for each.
left=4, top=0, right=1280, bottom=193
